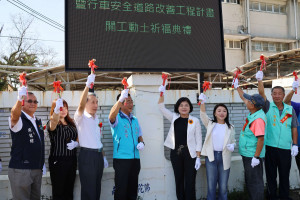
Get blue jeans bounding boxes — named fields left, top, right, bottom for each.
left=205, top=151, right=230, bottom=200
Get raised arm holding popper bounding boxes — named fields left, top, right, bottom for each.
left=52, top=81, right=64, bottom=111
left=18, top=72, right=27, bottom=106
left=293, top=71, right=298, bottom=94
left=198, top=81, right=211, bottom=105
left=88, top=59, right=98, bottom=89
left=231, top=68, right=242, bottom=89
left=160, top=72, right=170, bottom=97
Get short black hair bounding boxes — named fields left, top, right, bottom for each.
left=174, top=97, right=193, bottom=114
left=116, top=93, right=131, bottom=101
left=87, top=92, right=97, bottom=102
left=271, top=86, right=285, bottom=93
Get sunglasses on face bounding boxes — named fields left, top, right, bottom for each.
left=26, top=100, right=39, bottom=104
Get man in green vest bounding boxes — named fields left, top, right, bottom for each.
left=233, top=78, right=266, bottom=200
left=256, top=71, right=298, bottom=200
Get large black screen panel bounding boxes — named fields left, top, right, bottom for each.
left=66, top=0, right=226, bottom=72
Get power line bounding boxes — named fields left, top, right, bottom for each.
left=7, top=0, right=64, bottom=32
left=11, top=0, right=64, bottom=29
left=0, top=35, right=64, bottom=42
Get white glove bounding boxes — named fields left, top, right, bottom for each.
left=158, top=85, right=166, bottom=95
left=17, top=86, right=27, bottom=101
left=195, top=157, right=201, bottom=170
left=291, top=145, right=299, bottom=157
left=137, top=142, right=145, bottom=151
left=54, top=98, right=63, bottom=114
left=67, top=140, right=79, bottom=150
left=42, top=163, right=46, bottom=175
left=251, top=157, right=260, bottom=168
left=119, top=89, right=129, bottom=103
left=103, top=156, right=109, bottom=168
left=86, top=73, right=96, bottom=88
left=0, top=161, right=2, bottom=173
left=256, top=71, right=264, bottom=81
left=232, top=78, right=239, bottom=89
left=198, top=93, right=206, bottom=103
left=292, top=80, right=299, bottom=92
left=226, top=143, right=235, bottom=152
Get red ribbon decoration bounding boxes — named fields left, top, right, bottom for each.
left=280, top=113, right=292, bottom=123
left=293, top=71, right=298, bottom=94
left=122, top=78, right=129, bottom=89
left=88, top=59, right=98, bottom=89
left=198, top=81, right=211, bottom=105
left=19, top=72, right=27, bottom=106
left=160, top=73, right=169, bottom=97
left=260, top=55, right=266, bottom=71
left=232, top=68, right=242, bottom=88
left=242, top=118, right=249, bottom=131
left=121, top=78, right=129, bottom=106
left=52, top=81, right=64, bottom=111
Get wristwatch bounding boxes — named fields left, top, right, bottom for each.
left=254, top=156, right=259, bottom=159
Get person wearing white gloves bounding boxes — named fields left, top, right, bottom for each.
left=158, top=85, right=202, bottom=200
left=74, top=73, right=107, bottom=200
left=108, top=88, right=145, bottom=200
left=199, top=93, right=236, bottom=200
left=8, top=88, right=45, bottom=200
left=47, top=98, right=78, bottom=200
left=256, top=71, right=299, bottom=200
left=233, top=78, right=267, bottom=200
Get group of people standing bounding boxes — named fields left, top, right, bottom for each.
left=5, top=70, right=300, bottom=200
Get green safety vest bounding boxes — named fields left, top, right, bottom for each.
left=239, top=109, right=267, bottom=158
left=265, top=102, right=293, bottom=150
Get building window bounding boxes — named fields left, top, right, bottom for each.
left=222, top=0, right=240, bottom=4
left=252, top=41, right=290, bottom=52
left=225, top=40, right=242, bottom=49
left=250, top=1, right=286, bottom=14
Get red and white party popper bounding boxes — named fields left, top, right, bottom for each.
left=18, top=72, right=27, bottom=106
left=88, top=59, right=98, bottom=89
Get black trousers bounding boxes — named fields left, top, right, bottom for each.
left=49, top=156, right=77, bottom=200
left=170, top=147, right=197, bottom=200
left=113, top=159, right=141, bottom=200
left=242, top=156, right=264, bottom=200
left=295, top=147, right=300, bottom=175
left=78, top=149, right=104, bottom=200
left=265, top=145, right=292, bottom=200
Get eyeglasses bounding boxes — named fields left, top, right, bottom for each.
left=26, top=100, right=39, bottom=104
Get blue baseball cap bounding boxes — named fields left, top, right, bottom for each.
left=243, top=93, right=265, bottom=108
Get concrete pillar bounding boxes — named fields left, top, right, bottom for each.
left=127, top=74, right=176, bottom=199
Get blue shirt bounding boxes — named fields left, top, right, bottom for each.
left=109, top=111, right=143, bottom=137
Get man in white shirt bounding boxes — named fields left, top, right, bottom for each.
left=74, top=74, right=108, bottom=200
left=8, top=88, right=45, bottom=200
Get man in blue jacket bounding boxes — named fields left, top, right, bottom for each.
left=109, top=89, right=145, bottom=200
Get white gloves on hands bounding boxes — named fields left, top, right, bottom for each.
left=198, top=93, right=207, bottom=104
left=86, top=74, right=96, bottom=88
left=256, top=71, right=264, bottom=81
left=291, top=145, right=299, bottom=157
left=54, top=98, right=63, bottom=114
left=67, top=140, right=79, bottom=150
left=195, top=157, right=201, bottom=170
left=232, top=78, right=239, bottom=89
left=103, top=156, right=109, bottom=168
left=292, top=80, right=299, bottom=92
left=158, top=85, right=166, bottom=95
left=42, top=163, right=46, bottom=175
left=119, top=89, right=129, bottom=103
left=137, top=142, right=145, bottom=151
left=17, top=86, right=27, bottom=102
left=251, top=157, right=260, bottom=168
left=226, top=143, right=235, bottom=152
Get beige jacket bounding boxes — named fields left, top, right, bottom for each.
left=200, top=111, right=236, bottom=170
left=159, top=103, right=202, bottom=158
